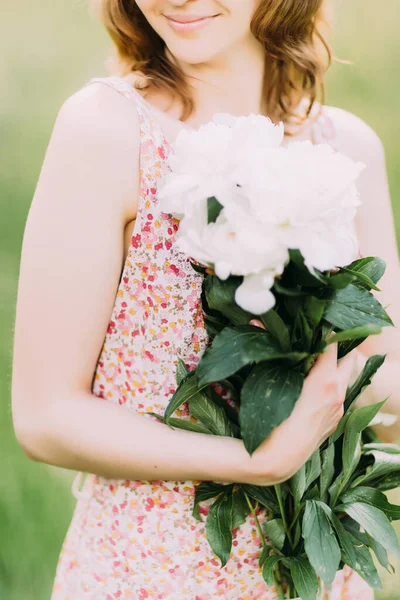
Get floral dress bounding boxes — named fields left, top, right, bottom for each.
left=50, top=75, right=374, bottom=600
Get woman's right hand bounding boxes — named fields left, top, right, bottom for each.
left=288, top=342, right=357, bottom=445
left=249, top=321, right=357, bottom=485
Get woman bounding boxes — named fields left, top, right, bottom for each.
left=11, top=0, right=400, bottom=598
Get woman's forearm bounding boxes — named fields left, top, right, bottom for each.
left=353, top=350, right=400, bottom=442
left=18, top=389, right=281, bottom=485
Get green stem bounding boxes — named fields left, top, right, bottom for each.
left=288, top=581, right=296, bottom=598
left=288, top=505, right=302, bottom=532
left=244, top=492, right=285, bottom=599
left=244, top=493, right=267, bottom=549
left=274, top=485, right=294, bottom=549
left=275, top=566, right=285, bottom=600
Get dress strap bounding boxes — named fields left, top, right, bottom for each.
left=71, top=470, right=93, bottom=500
left=83, top=75, right=146, bottom=104
left=81, top=75, right=168, bottom=148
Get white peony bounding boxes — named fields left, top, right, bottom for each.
left=157, top=113, right=365, bottom=315
left=157, top=114, right=284, bottom=218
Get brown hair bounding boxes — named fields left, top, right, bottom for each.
left=95, top=0, right=331, bottom=128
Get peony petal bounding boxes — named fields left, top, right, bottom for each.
left=235, top=272, right=277, bottom=315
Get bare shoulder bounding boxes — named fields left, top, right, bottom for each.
left=50, top=79, right=142, bottom=219
left=57, top=79, right=141, bottom=143
left=323, top=105, right=385, bottom=166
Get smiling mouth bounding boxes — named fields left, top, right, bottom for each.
left=164, top=14, right=220, bottom=32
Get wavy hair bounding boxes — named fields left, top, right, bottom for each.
left=94, top=0, right=331, bottom=128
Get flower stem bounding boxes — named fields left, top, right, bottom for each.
left=244, top=492, right=267, bottom=549
left=287, top=581, right=296, bottom=598
left=243, top=492, right=285, bottom=599
left=274, top=485, right=294, bottom=549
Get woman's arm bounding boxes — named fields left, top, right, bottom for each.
left=11, top=83, right=320, bottom=486
left=326, top=106, right=400, bottom=442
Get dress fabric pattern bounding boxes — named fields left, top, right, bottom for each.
left=50, top=75, right=373, bottom=600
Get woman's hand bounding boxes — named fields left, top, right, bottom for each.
left=288, top=342, right=357, bottom=445
left=248, top=318, right=357, bottom=485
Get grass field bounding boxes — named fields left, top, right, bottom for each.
left=1, top=1, right=399, bottom=598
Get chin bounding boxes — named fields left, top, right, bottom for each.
left=165, top=40, right=222, bottom=65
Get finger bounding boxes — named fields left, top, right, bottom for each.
left=314, top=341, right=338, bottom=372
left=337, top=351, right=357, bottom=395
left=249, top=319, right=267, bottom=330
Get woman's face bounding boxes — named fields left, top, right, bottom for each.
left=135, top=0, right=262, bottom=65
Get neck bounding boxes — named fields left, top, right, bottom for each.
left=168, top=41, right=267, bottom=128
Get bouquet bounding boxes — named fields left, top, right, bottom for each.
left=152, top=114, right=400, bottom=599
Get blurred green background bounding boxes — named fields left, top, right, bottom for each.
left=1, top=0, right=399, bottom=598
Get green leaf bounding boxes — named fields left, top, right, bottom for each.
left=302, top=500, right=341, bottom=588
left=231, top=488, right=251, bottom=529
left=341, top=486, right=400, bottom=521
left=293, top=519, right=302, bottom=547
left=343, top=545, right=383, bottom=590
left=241, top=484, right=279, bottom=513
left=324, top=284, right=394, bottom=330
left=338, top=337, right=368, bottom=359
left=289, top=556, right=319, bottom=600
left=205, top=385, right=240, bottom=427
left=343, top=400, right=387, bottom=478
left=264, top=519, right=285, bottom=551
left=290, top=463, right=307, bottom=509
left=291, top=310, right=313, bottom=353
left=335, top=502, right=400, bottom=557
left=320, top=443, right=335, bottom=503
left=176, top=358, right=189, bottom=385
left=351, top=449, right=400, bottom=488
left=326, top=324, right=382, bottom=345
left=304, top=483, right=320, bottom=501
left=317, top=502, right=358, bottom=567
left=196, top=325, right=306, bottom=387
left=341, top=515, right=370, bottom=546
left=240, top=363, right=304, bottom=454
left=188, top=390, right=236, bottom=437
left=164, top=371, right=208, bottom=421
left=346, top=256, right=386, bottom=287
left=205, top=275, right=255, bottom=326
left=262, top=555, right=283, bottom=586
left=343, top=354, right=387, bottom=413
left=328, top=470, right=346, bottom=509
left=367, top=533, right=390, bottom=571
left=303, top=296, right=326, bottom=328
left=206, top=492, right=234, bottom=567
left=259, top=546, right=274, bottom=569
left=363, top=443, right=400, bottom=454
left=192, top=482, right=230, bottom=521
left=340, top=267, right=381, bottom=292
left=329, top=412, right=351, bottom=445
left=274, top=280, right=309, bottom=297
left=162, top=416, right=213, bottom=435
left=260, top=309, right=291, bottom=352
left=203, top=317, right=224, bottom=339
left=373, top=472, right=400, bottom=492
left=305, top=450, right=322, bottom=489
left=207, top=196, right=223, bottom=224
left=329, top=272, right=356, bottom=289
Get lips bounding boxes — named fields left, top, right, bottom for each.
left=165, top=14, right=219, bottom=24
left=164, top=13, right=220, bottom=32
